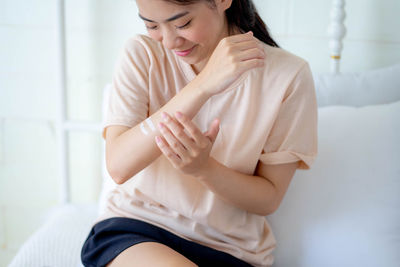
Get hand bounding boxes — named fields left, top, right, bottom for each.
left=197, top=31, right=265, bottom=96
left=155, top=111, right=219, bottom=177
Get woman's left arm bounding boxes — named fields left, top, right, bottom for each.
left=197, top=158, right=298, bottom=216
left=155, top=111, right=298, bottom=216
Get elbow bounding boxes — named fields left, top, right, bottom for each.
left=256, top=208, right=275, bottom=217
left=260, top=186, right=284, bottom=216
left=107, top=167, right=125, bottom=185
left=107, top=157, right=142, bottom=185
left=267, top=200, right=282, bottom=216
left=107, top=161, right=130, bottom=185
left=257, top=201, right=280, bottom=217
left=262, top=206, right=278, bottom=216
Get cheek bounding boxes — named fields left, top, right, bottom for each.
left=183, top=27, right=210, bottom=45
left=188, top=17, right=221, bottom=45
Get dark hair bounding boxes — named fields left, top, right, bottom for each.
left=163, top=0, right=279, bottom=47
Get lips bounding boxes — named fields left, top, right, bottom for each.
left=174, top=45, right=195, bottom=57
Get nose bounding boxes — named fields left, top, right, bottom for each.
left=159, top=27, right=184, bottom=50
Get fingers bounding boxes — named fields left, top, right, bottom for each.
left=226, top=31, right=254, bottom=43
left=157, top=112, right=209, bottom=159
left=158, top=122, right=189, bottom=159
left=155, top=135, right=181, bottom=166
left=173, top=113, right=220, bottom=146
left=239, top=58, right=265, bottom=70
left=205, top=119, right=220, bottom=143
left=155, top=112, right=220, bottom=173
left=157, top=112, right=220, bottom=156
left=233, top=39, right=262, bottom=52
left=225, top=34, right=265, bottom=64
left=198, top=31, right=265, bottom=96
left=237, top=47, right=265, bottom=62
left=160, top=112, right=194, bottom=151
left=174, top=112, right=209, bottom=148
left=224, top=32, right=263, bottom=50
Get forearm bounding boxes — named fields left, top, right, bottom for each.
left=109, top=78, right=210, bottom=184
left=196, top=158, right=279, bottom=216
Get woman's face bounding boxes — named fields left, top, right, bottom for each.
left=136, top=0, right=232, bottom=73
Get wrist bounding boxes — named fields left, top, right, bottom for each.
left=194, top=157, right=216, bottom=181
left=192, top=72, right=214, bottom=99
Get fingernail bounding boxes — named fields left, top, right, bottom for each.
left=161, top=112, right=169, bottom=122
left=158, top=122, right=165, bottom=129
left=155, top=136, right=161, bottom=143
left=176, top=111, right=182, bottom=119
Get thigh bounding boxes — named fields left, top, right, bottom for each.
left=106, top=241, right=198, bottom=267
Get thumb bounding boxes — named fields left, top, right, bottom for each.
left=205, top=118, right=220, bottom=143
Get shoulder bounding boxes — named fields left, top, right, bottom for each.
left=261, top=44, right=310, bottom=80
left=124, top=34, right=162, bottom=52
left=262, top=45, right=315, bottom=99
left=241, top=42, right=314, bottom=101
left=245, top=43, right=313, bottom=91
left=121, top=34, right=169, bottom=64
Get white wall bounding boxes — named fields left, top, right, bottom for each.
left=0, top=0, right=399, bottom=265
left=254, top=0, right=400, bottom=73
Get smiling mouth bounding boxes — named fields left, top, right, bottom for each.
left=174, top=45, right=196, bottom=57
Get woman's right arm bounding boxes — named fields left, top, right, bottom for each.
left=106, top=77, right=210, bottom=184
left=106, top=32, right=265, bottom=184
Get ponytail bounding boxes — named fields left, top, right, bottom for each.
left=225, top=0, right=279, bottom=47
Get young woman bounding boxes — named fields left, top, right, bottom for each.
left=81, top=0, right=318, bottom=266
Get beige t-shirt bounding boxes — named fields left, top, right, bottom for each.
left=97, top=34, right=318, bottom=267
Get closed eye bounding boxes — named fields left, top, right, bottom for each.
left=146, top=25, right=158, bottom=30
left=176, top=20, right=192, bottom=29
left=145, top=19, right=191, bottom=31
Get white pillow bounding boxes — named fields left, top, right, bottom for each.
left=267, top=101, right=400, bottom=267
left=313, top=63, right=400, bottom=107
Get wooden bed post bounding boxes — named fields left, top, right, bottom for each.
left=328, top=0, right=346, bottom=74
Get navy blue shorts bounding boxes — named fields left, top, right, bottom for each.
left=81, top=217, right=253, bottom=267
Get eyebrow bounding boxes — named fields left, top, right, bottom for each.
left=138, top=11, right=190, bottom=23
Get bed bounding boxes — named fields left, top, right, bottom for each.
left=8, top=1, right=400, bottom=266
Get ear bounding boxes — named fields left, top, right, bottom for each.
left=215, top=0, right=233, bottom=12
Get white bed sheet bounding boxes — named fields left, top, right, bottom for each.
left=8, top=204, right=98, bottom=267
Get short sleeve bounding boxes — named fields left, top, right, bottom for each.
left=259, top=63, right=318, bottom=169
left=102, top=36, right=151, bottom=139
